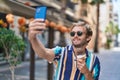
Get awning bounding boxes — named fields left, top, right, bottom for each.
left=0, top=0, right=73, bottom=27
left=0, top=0, right=35, bottom=18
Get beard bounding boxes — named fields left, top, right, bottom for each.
left=72, top=39, right=88, bottom=48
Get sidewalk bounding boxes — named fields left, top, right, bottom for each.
left=98, top=47, right=120, bottom=80
left=0, top=59, right=47, bottom=80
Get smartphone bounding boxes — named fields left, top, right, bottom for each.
left=34, top=6, right=47, bottom=31
left=34, top=6, right=47, bottom=21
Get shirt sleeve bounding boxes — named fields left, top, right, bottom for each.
left=93, top=56, right=100, bottom=80
left=53, top=46, right=63, bottom=61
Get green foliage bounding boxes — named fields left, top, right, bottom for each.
left=80, top=0, right=105, bottom=5
left=90, top=0, right=105, bottom=5
left=105, top=21, right=120, bottom=49
left=105, top=21, right=120, bottom=35
left=0, top=28, right=26, bottom=66
left=81, top=0, right=88, bottom=4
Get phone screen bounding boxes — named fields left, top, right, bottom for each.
left=34, top=6, right=47, bottom=21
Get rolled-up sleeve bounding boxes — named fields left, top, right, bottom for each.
left=53, top=46, right=63, bottom=60
left=93, top=57, right=100, bottom=80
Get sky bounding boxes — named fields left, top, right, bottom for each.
left=113, top=0, right=120, bottom=42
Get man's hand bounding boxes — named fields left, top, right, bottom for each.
left=77, top=57, right=88, bottom=74
left=77, top=58, right=94, bottom=80
left=28, top=19, right=46, bottom=40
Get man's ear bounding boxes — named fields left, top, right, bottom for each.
left=86, top=36, right=91, bottom=42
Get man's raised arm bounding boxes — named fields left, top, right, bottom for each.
left=28, top=19, right=55, bottom=62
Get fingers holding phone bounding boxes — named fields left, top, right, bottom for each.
left=28, top=6, right=47, bottom=40
left=30, top=19, right=46, bottom=31
left=28, top=19, right=46, bottom=40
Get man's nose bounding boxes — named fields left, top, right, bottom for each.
left=74, top=33, right=78, bottom=37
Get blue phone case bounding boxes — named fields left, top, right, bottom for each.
left=34, top=6, right=47, bottom=21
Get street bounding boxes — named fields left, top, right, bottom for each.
left=98, top=48, right=120, bottom=80
left=0, top=48, right=120, bottom=80
left=0, top=59, right=47, bottom=80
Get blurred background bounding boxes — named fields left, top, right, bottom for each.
left=0, top=0, right=120, bottom=80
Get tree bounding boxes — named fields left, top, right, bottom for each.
left=105, top=21, right=120, bottom=48
left=90, top=0, right=105, bottom=53
left=0, top=28, right=25, bottom=80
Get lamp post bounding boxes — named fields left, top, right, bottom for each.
left=47, top=27, right=54, bottom=80
left=30, top=46, right=35, bottom=80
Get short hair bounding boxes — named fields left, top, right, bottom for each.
left=71, top=19, right=93, bottom=37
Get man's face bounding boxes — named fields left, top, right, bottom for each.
left=70, top=26, right=88, bottom=48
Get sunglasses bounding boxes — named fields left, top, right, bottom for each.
left=70, top=31, right=83, bottom=37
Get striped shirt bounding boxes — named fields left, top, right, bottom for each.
left=53, top=45, right=100, bottom=80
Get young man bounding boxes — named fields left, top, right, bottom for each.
left=28, top=19, right=100, bottom=80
